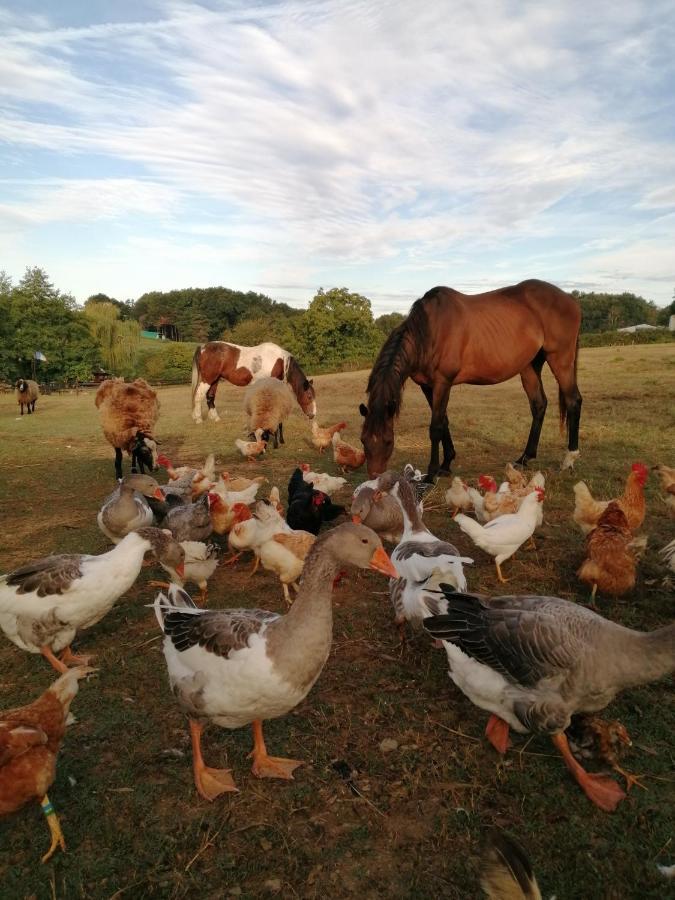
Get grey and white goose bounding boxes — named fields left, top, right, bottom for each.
left=378, top=472, right=472, bottom=638
left=424, top=588, right=675, bottom=811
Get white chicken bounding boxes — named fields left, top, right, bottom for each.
left=227, top=502, right=291, bottom=571
left=258, top=531, right=316, bottom=604
left=445, top=477, right=472, bottom=516
left=212, top=477, right=261, bottom=507
left=235, top=430, right=267, bottom=462
left=454, top=489, right=544, bottom=582
left=299, top=464, right=348, bottom=497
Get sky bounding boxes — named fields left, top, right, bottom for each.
left=1, top=0, right=674, bottom=316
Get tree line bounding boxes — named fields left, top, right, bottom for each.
left=1, top=266, right=673, bottom=385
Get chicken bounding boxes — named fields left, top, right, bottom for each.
left=661, top=538, right=675, bottom=574
left=0, top=667, right=93, bottom=862
left=567, top=715, right=644, bottom=793
left=653, top=464, right=675, bottom=518
left=212, top=478, right=261, bottom=507
left=480, top=830, right=542, bottom=900
left=145, top=491, right=185, bottom=526
left=467, top=475, right=498, bottom=523
left=331, top=432, right=365, bottom=473
left=157, top=453, right=215, bottom=498
left=299, top=464, right=348, bottom=496
left=235, top=429, right=267, bottom=462
left=311, top=419, right=347, bottom=453
left=454, top=489, right=544, bottom=582
left=268, top=486, right=284, bottom=516
left=445, top=477, right=472, bottom=516
left=227, top=501, right=290, bottom=571
left=209, top=494, right=252, bottom=536
left=577, top=502, right=636, bottom=600
left=484, top=472, right=546, bottom=524
left=163, top=492, right=213, bottom=542
left=220, top=472, right=267, bottom=492
left=286, top=468, right=345, bottom=535
left=504, top=462, right=527, bottom=491
left=258, top=530, right=316, bottom=604
left=573, top=462, right=649, bottom=535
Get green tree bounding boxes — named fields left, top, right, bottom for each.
left=0, top=271, right=15, bottom=382
left=298, top=287, right=381, bottom=368
left=86, top=292, right=132, bottom=321
left=84, top=300, right=141, bottom=376
left=656, top=295, right=675, bottom=326
left=11, top=267, right=98, bottom=382
left=375, top=312, right=406, bottom=336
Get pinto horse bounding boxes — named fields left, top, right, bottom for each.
left=360, top=279, right=582, bottom=479
left=191, top=341, right=316, bottom=424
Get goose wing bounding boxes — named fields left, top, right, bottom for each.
left=2, top=555, right=84, bottom=599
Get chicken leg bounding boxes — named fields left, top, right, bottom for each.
left=551, top=732, right=626, bottom=811
left=189, top=719, right=238, bottom=800
left=249, top=719, right=302, bottom=779
left=40, top=794, right=66, bottom=863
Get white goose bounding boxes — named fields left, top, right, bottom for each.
left=379, top=473, right=472, bottom=637
left=153, top=523, right=397, bottom=799
left=0, top=528, right=184, bottom=672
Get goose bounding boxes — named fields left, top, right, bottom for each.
left=0, top=528, right=184, bottom=672
left=423, top=589, right=675, bottom=811
left=378, top=472, right=472, bottom=637
left=350, top=486, right=404, bottom=544
left=153, top=522, right=397, bottom=799
left=97, top=474, right=164, bottom=543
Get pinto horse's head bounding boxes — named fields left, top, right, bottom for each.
left=359, top=400, right=396, bottom=478
left=287, top=357, right=316, bottom=418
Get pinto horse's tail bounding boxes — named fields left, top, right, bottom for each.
left=558, top=331, right=580, bottom=436
left=191, top=345, right=203, bottom=402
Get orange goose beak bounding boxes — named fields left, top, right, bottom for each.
left=176, top=563, right=185, bottom=579
left=352, top=514, right=362, bottom=524
left=153, top=488, right=165, bottom=500
left=369, top=546, right=398, bottom=578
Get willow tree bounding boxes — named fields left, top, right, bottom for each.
left=85, top=301, right=140, bottom=375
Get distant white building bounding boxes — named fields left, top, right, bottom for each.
left=670, top=315, right=675, bottom=331
left=617, top=323, right=660, bottom=333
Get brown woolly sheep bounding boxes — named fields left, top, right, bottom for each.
left=243, top=377, right=294, bottom=449
left=15, top=378, right=39, bottom=415
left=95, top=378, right=160, bottom=479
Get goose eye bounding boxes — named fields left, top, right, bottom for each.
left=361, top=538, right=368, bottom=544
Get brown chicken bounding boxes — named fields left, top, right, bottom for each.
left=573, top=462, right=649, bottom=535
left=653, top=464, right=675, bottom=518
left=0, top=666, right=93, bottom=862
left=331, top=431, right=365, bottom=473
left=568, top=715, right=644, bottom=792
left=220, top=472, right=267, bottom=492
left=311, top=419, right=347, bottom=453
left=577, top=502, right=636, bottom=599
left=208, top=497, right=252, bottom=535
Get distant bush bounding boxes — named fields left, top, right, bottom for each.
left=137, top=341, right=198, bottom=383
left=579, top=329, right=675, bottom=348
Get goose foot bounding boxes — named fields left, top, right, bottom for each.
left=552, top=732, right=626, bottom=812
left=40, top=645, right=69, bottom=674
left=250, top=720, right=302, bottom=780
left=485, top=715, right=511, bottom=754
left=60, top=647, right=94, bottom=667
left=189, top=720, right=238, bottom=801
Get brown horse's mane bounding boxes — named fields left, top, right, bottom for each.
left=286, top=355, right=309, bottom=394
left=365, top=296, right=430, bottom=428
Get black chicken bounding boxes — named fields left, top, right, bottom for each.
left=286, top=468, right=345, bottom=535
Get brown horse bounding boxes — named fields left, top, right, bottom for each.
left=360, top=279, right=582, bottom=479
left=191, top=340, right=316, bottom=424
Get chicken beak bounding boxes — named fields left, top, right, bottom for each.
left=369, top=546, right=397, bottom=578
left=352, top=514, right=362, bottom=524
left=154, top=488, right=165, bottom=500
left=176, top=563, right=185, bottom=579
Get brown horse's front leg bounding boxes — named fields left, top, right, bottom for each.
left=421, top=383, right=454, bottom=479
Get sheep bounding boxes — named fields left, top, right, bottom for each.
left=95, top=377, right=160, bottom=479
left=15, top=378, right=39, bottom=415
left=243, top=377, right=294, bottom=449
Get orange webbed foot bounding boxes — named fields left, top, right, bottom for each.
left=485, top=714, right=511, bottom=754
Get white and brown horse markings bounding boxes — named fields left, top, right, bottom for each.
left=191, top=341, right=316, bottom=424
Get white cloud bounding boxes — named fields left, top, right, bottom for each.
left=0, top=0, right=674, bottom=305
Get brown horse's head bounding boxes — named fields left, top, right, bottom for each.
left=360, top=400, right=396, bottom=477
left=287, top=357, right=316, bottom=418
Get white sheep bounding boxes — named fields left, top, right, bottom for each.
left=243, top=377, right=294, bottom=449
left=95, top=377, right=160, bottom=479
left=15, top=378, right=39, bottom=415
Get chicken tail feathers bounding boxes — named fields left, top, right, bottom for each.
left=480, top=829, right=542, bottom=899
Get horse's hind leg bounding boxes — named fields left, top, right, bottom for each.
left=515, top=354, right=547, bottom=466
left=192, top=382, right=209, bottom=424
left=206, top=382, right=221, bottom=422
left=546, top=350, right=582, bottom=469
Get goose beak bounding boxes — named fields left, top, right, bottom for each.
left=369, top=546, right=397, bottom=578
left=154, top=488, right=165, bottom=500
left=352, top=514, right=362, bottom=524
left=176, top=563, right=185, bottom=579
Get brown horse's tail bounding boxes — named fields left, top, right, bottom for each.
left=191, top=344, right=203, bottom=402
left=559, top=331, right=580, bottom=436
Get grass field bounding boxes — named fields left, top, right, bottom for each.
left=0, top=344, right=673, bottom=899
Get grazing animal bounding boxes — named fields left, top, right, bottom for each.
left=15, top=379, right=39, bottom=416
left=359, top=280, right=582, bottom=479
left=191, top=341, right=316, bottom=424
left=95, top=378, right=160, bottom=480
left=244, top=377, right=294, bottom=449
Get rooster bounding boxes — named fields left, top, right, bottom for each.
left=653, top=464, right=675, bottom=518
left=577, top=502, right=636, bottom=600
left=573, top=462, right=649, bottom=535
left=454, top=489, right=544, bottom=582
left=0, top=667, right=93, bottom=862
left=311, top=420, right=347, bottom=453
left=331, top=432, right=365, bottom=473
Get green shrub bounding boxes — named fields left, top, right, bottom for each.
left=579, top=329, right=675, bottom=348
